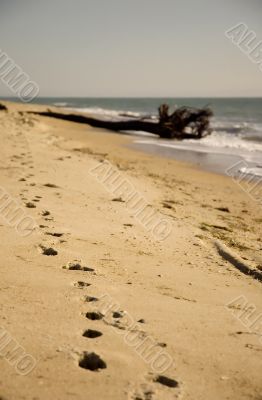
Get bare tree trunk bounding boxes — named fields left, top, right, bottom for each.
left=30, top=104, right=213, bottom=140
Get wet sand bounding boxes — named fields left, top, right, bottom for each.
left=131, top=141, right=246, bottom=176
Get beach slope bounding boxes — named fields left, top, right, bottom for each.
left=0, top=101, right=261, bottom=400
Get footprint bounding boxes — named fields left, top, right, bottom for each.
left=129, top=375, right=180, bottom=400
left=154, top=375, right=179, bottom=388
left=245, top=344, right=262, bottom=352
left=86, top=311, right=104, bottom=320
left=45, top=232, right=63, bottom=237
left=112, top=197, right=125, bottom=203
left=41, top=210, right=50, bottom=216
left=25, top=202, right=36, bottom=208
left=78, top=352, right=106, bottom=371
left=157, top=342, right=167, bottom=348
left=39, top=245, right=58, bottom=256
left=112, top=311, right=124, bottom=319
left=74, top=281, right=91, bottom=289
left=162, top=202, right=173, bottom=210
left=82, top=329, right=103, bottom=339
left=83, top=295, right=98, bottom=303
left=63, top=261, right=94, bottom=272
left=215, top=206, right=230, bottom=213
left=44, top=183, right=59, bottom=188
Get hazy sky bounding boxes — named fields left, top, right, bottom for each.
left=0, top=0, right=262, bottom=97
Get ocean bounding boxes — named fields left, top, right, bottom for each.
left=6, top=97, right=262, bottom=178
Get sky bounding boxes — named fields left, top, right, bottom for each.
left=0, top=0, right=262, bottom=97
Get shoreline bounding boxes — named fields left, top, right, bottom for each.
left=2, top=97, right=262, bottom=180
left=131, top=141, right=262, bottom=184
left=130, top=140, right=243, bottom=177
left=0, top=101, right=261, bottom=400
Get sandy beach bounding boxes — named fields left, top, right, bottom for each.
left=0, top=101, right=261, bottom=400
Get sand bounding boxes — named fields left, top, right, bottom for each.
left=0, top=101, right=261, bottom=400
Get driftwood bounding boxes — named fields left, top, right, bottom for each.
left=30, top=104, right=213, bottom=139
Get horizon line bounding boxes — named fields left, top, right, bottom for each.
left=1, top=95, right=262, bottom=99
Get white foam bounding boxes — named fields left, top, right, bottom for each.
left=53, top=102, right=69, bottom=107
left=134, top=135, right=262, bottom=177
left=188, top=131, right=262, bottom=152
left=68, top=107, right=142, bottom=120
left=239, top=166, right=262, bottom=178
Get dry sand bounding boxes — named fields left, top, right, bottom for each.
left=0, top=101, right=261, bottom=400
